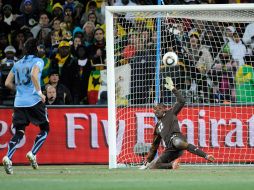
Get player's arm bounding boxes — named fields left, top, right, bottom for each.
left=164, top=77, right=185, bottom=115
left=139, top=131, right=161, bottom=170
left=146, top=133, right=161, bottom=162
left=31, top=65, right=46, bottom=103
left=5, top=71, right=15, bottom=91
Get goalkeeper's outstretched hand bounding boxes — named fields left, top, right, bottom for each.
left=164, top=77, right=175, bottom=91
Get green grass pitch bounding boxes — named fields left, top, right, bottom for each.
left=1, top=165, right=254, bottom=190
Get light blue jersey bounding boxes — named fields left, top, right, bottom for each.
left=11, top=55, right=44, bottom=107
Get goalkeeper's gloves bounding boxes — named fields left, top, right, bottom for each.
left=139, top=162, right=150, bottom=170
left=164, top=77, right=175, bottom=91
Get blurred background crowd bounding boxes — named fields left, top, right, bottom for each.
left=0, top=0, right=254, bottom=106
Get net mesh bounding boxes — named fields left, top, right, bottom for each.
left=112, top=8, right=254, bottom=166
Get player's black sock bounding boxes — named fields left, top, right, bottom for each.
left=31, top=131, right=48, bottom=155
left=7, top=130, right=24, bottom=159
left=187, top=144, right=207, bottom=158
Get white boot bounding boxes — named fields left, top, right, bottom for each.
left=26, top=151, right=38, bottom=169
left=2, top=156, right=13, bottom=174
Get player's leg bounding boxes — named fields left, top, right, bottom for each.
left=5, top=126, right=25, bottom=159
left=151, top=158, right=181, bottom=169
left=2, top=107, right=28, bottom=174
left=187, top=143, right=215, bottom=162
left=31, top=122, right=49, bottom=155
left=148, top=149, right=183, bottom=169
left=27, top=102, right=50, bottom=169
left=2, top=125, right=25, bottom=175
left=172, top=136, right=215, bottom=162
left=27, top=122, right=49, bottom=169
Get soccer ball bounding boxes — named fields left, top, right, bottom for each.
left=162, top=52, right=178, bottom=67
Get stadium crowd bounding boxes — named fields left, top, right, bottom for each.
left=0, top=0, right=254, bottom=106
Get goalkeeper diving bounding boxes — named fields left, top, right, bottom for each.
left=140, top=77, right=215, bottom=170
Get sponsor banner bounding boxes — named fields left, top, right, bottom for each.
left=0, top=108, right=109, bottom=164
left=0, top=106, right=254, bottom=164
left=117, top=106, right=254, bottom=163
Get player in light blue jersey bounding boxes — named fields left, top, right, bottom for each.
left=2, top=38, right=50, bottom=174
left=12, top=54, right=44, bottom=107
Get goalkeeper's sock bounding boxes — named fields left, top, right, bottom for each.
left=187, top=144, right=207, bottom=158
left=7, top=130, right=24, bottom=159
left=31, top=131, right=48, bottom=155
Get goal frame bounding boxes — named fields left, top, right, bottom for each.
left=105, top=3, right=254, bottom=169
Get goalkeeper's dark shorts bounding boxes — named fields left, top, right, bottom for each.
left=167, top=133, right=187, bottom=150
left=157, top=133, right=187, bottom=163
left=12, top=101, right=49, bottom=129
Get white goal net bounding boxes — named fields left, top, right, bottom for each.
left=106, top=4, right=254, bottom=168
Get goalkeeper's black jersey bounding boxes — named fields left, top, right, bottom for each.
left=155, top=89, right=186, bottom=147
left=146, top=89, right=186, bottom=162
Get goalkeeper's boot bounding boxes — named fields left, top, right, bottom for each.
left=206, top=154, right=215, bottom=162
left=172, top=159, right=180, bottom=170
left=26, top=151, right=38, bottom=169
left=2, top=156, right=13, bottom=175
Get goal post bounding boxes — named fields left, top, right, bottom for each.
left=106, top=8, right=117, bottom=169
left=106, top=4, right=254, bottom=168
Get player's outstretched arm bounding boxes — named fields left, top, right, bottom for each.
left=164, top=77, right=185, bottom=115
